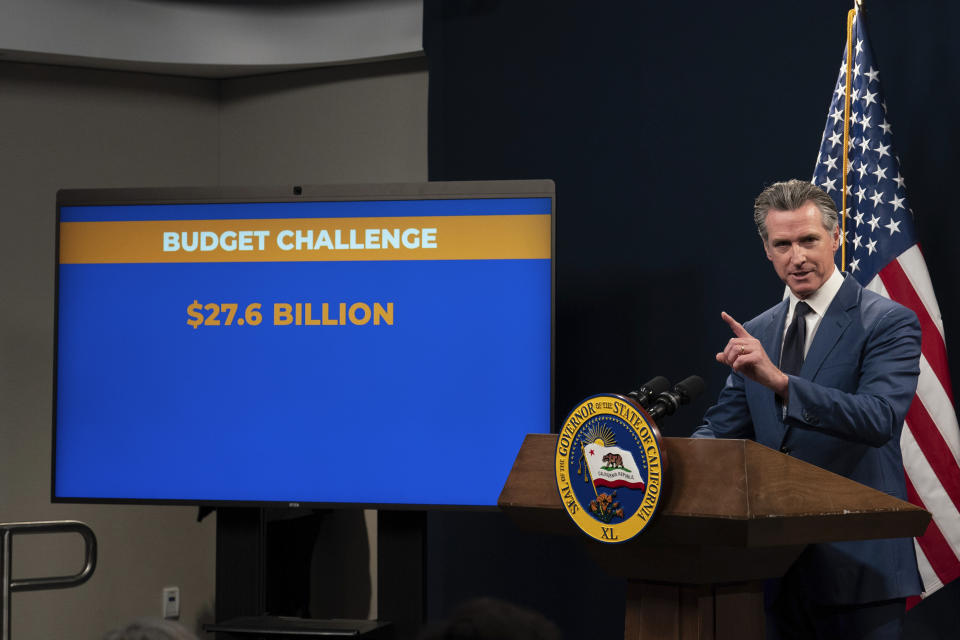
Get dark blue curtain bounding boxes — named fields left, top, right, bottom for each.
left=424, top=1, right=960, bottom=636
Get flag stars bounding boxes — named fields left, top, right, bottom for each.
left=809, top=21, right=926, bottom=291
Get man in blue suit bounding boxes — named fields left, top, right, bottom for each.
left=693, top=180, right=923, bottom=639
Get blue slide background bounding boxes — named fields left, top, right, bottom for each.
left=55, top=201, right=552, bottom=506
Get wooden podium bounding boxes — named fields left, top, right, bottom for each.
left=498, top=435, right=930, bottom=640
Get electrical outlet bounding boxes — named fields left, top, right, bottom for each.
left=162, top=586, right=180, bottom=619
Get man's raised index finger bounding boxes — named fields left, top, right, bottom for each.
left=721, top=311, right=750, bottom=338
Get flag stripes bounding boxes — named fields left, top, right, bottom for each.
left=905, top=401, right=960, bottom=512
left=878, top=263, right=953, bottom=396
left=905, top=473, right=960, bottom=585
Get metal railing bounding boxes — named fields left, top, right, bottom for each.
left=1, top=521, right=97, bottom=640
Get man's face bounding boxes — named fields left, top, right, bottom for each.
left=763, top=201, right=840, bottom=299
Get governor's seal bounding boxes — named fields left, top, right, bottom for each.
left=555, top=394, right=666, bottom=543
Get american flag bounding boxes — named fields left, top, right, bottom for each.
left=812, top=8, right=960, bottom=603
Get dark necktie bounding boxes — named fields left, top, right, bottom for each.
left=780, top=301, right=812, bottom=376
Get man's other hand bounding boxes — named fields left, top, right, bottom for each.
left=716, top=312, right=790, bottom=399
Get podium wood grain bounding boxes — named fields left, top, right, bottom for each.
left=499, top=434, right=930, bottom=639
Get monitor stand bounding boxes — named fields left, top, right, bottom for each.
left=213, top=507, right=425, bottom=640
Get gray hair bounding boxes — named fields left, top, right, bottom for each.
left=753, top=179, right=839, bottom=242
left=103, top=618, right=199, bottom=640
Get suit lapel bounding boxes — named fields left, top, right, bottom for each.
left=765, top=298, right=790, bottom=370
left=761, top=299, right=790, bottom=428
left=800, top=274, right=858, bottom=380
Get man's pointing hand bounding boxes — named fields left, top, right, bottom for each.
left=717, top=311, right=790, bottom=399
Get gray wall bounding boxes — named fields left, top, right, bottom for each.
left=0, top=55, right=427, bottom=638
left=220, top=58, right=428, bottom=185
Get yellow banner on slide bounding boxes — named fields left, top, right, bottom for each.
left=59, top=214, right=551, bottom=264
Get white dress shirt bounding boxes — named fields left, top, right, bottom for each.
left=781, top=266, right=845, bottom=361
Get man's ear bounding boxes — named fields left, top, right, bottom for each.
left=763, top=238, right=773, bottom=262
left=831, top=225, right=841, bottom=252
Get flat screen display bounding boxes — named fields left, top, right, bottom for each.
left=53, top=181, right=554, bottom=508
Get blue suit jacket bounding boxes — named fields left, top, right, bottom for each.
left=693, top=273, right=923, bottom=604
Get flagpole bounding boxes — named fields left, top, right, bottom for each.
left=578, top=439, right=601, bottom=498
left=840, top=5, right=857, bottom=271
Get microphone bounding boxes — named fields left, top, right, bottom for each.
left=627, top=376, right=671, bottom=409
left=647, top=375, right=705, bottom=421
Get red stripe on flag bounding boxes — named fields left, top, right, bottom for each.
left=593, top=479, right=645, bottom=490
left=879, top=262, right=956, bottom=403
left=904, top=475, right=960, bottom=586
left=905, top=402, right=960, bottom=513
